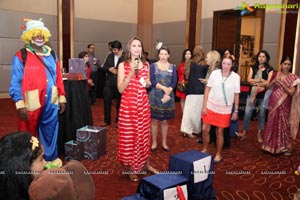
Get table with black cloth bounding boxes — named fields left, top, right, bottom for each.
left=169, top=150, right=215, bottom=200
left=58, top=80, right=93, bottom=154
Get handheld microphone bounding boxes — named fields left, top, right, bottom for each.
left=134, top=58, right=139, bottom=78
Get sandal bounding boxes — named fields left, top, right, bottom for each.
left=201, top=149, right=208, bottom=153
left=235, top=132, right=247, bottom=140
left=185, top=133, right=195, bottom=138
left=145, top=165, right=159, bottom=174
left=214, top=155, right=223, bottom=163
left=283, top=151, right=292, bottom=156
left=257, top=131, right=263, bottom=143
left=128, top=173, right=139, bottom=182
left=183, top=133, right=195, bottom=138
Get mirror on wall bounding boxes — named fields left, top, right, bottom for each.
left=238, top=16, right=262, bottom=82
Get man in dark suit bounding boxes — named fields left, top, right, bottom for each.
left=100, top=40, right=124, bottom=127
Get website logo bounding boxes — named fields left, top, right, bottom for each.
left=254, top=2, right=299, bottom=14
left=234, top=2, right=299, bottom=15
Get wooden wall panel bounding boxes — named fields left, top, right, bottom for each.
left=137, top=0, right=153, bottom=55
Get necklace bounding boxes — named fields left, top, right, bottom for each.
left=221, top=70, right=231, bottom=107
left=158, top=61, right=169, bottom=71
left=222, top=76, right=229, bottom=83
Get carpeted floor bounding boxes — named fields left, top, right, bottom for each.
left=1, top=98, right=300, bottom=200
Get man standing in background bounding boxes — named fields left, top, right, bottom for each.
left=100, top=40, right=124, bottom=127
left=87, top=43, right=101, bottom=105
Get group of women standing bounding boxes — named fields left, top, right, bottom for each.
left=177, top=47, right=300, bottom=161
left=177, top=46, right=240, bottom=162
left=116, top=36, right=300, bottom=181
left=233, top=50, right=299, bottom=156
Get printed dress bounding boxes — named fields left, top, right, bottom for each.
left=118, top=62, right=151, bottom=172
left=149, top=63, right=177, bottom=120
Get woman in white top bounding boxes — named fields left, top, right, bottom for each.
left=201, top=54, right=240, bottom=162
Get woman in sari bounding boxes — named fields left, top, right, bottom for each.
left=262, top=56, right=298, bottom=155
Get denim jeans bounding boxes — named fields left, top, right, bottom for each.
left=230, top=103, right=238, bottom=137
left=230, top=120, right=239, bottom=137
left=242, top=95, right=266, bottom=131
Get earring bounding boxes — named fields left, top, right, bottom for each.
left=129, top=52, right=131, bottom=57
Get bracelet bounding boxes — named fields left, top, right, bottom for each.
left=234, top=110, right=238, bottom=113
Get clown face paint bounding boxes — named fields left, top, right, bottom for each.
left=32, top=34, right=45, bottom=46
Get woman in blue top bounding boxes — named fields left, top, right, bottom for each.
left=149, top=46, right=177, bottom=152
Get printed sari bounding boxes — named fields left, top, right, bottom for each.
left=290, top=78, right=300, bottom=140
left=262, top=73, right=298, bottom=154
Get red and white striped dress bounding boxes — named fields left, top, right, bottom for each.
left=118, top=62, right=150, bottom=172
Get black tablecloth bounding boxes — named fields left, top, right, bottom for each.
left=58, top=80, right=93, bottom=154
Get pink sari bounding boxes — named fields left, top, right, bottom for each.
left=262, top=73, right=298, bottom=154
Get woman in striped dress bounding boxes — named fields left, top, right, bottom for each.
left=117, top=37, right=157, bottom=182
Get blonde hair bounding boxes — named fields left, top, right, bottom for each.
left=206, top=50, right=220, bottom=71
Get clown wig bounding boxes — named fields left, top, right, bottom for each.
left=20, top=19, right=51, bottom=44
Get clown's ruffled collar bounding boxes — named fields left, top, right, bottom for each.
left=26, top=43, right=52, bottom=56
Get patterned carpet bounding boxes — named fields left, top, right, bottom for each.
left=1, top=98, right=300, bottom=200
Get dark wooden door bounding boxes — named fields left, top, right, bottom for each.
left=212, top=9, right=241, bottom=64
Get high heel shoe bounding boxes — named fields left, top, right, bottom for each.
left=161, top=146, right=170, bottom=152
left=150, top=147, right=157, bottom=152
left=183, top=133, right=195, bottom=138
left=187, top=134, right=195, bottom=138
left=235, top=132, right=247, bottom=140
